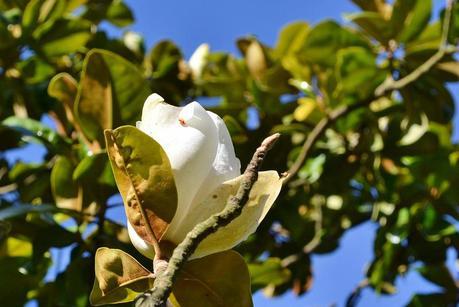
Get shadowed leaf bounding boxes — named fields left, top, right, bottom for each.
left=50, top=155, right=82, bottom=211
left=75, top=49, right=150, bottom=143
left=170, top=250, right=253, bottom=307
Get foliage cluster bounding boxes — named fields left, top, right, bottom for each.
left=0, top=0, right=458, bottom=306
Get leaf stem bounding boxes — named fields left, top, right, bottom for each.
left=135, top=133, right=281, bottom=307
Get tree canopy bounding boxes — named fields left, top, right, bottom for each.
left=0, top=0, right=458, bottom=306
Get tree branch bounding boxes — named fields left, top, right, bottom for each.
left=281, top=0, right=457, bottom=270
left=135, top=133, right=281, bottom=307
left=284, top=0, right=456, bottom=185
left=281, top=201, right=323, bottom=268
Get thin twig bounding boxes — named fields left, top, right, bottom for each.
left=284, top=0, right=456, bottom=185
left=281, top=202, right=323, bottom=268
left=135, top=133, right=281, bottom=307
left=281, top=0, right=456, bottom=270
left=345, top=279, right=369, bottom=307
left=284, top=100, right=369, bottom=184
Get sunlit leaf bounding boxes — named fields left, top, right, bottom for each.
left=35, top=18, right=92, bottom=56
left=274, top=21, right=309, bottom=58
left=22, top=0, right=66, bottom=35
left=300, top=21, right=371, bottom=66
left=189, top=171, right=283, bottom=259
left=90, top=247, right=154, bottom=306
left=105, top=126, right=177, bottom=243
left=249, top=258, right=291, bottom=292
left=106, top=0, right=134, bottom=27
left=246, top=40, right=268, bottom=80
left=293, top=97, right=316, bottom=122
left=48, top=73, right=78, bottom=111
left=2, top=116, right=71, bottom=153
left=393, top=0, right=432, bottom=43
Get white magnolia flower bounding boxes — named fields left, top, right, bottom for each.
left=188, top=43, right=209, bottom=79
left=123, top=31, right=144, bottom=53
left=128, top=93, right=283, bottom=259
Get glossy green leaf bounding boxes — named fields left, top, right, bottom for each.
left=35, top=17, right=92, bottom=56
left=22, top=0, right=66, bottom=35
left=90, top=247, right=154, bottom=306
left=300, top=21, right=371, bottom=66
left=274, top=21, right=309, bottom=58
left=48, top=73, right=78, bottom=110
left=336, top=46, right=385, bottom=101
left=105, top=126, right=177, bottom=243
left=171, top=251, right=253, bottom=307
left=17, top=56, right=55, bottom=84
left=351, top=0, right=388, bottom=14
left=50, top=156, right=82, bottom=211
left=73, top=152, right=106, bottom=181
left=405, top=22, right=442, bottom=54
left=2, top=116, right=71, bottom=153
left=394, top=0, right=432, bottom=43
left=346, top=12, right=391, bottom=44
left=249, top=258, right=291, bottom=292
left=75, top=49, right=150, bottom=143
left=149, top=40, right=183, bottom=79
left=106, top=0, right=134, bottom=27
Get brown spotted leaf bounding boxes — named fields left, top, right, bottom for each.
left=90, top=247, right=154, bottom=306
left=105, top=126, right=177, bottom=244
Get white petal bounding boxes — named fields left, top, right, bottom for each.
left=167, top=111, right=241, bottom=243
left=136, top=94, right=218, bottom=244
left=127, top=220, right=155, bottom=259
left=170, top=111, right=242, bottom=242
left=188, top=43, right=209, bottom=79
left=190, top=171, right=283, bottom=259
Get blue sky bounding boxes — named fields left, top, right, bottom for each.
left=9, top=0, right=458, bottom=306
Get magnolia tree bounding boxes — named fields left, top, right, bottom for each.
left=1, top=0, right=459, bottom=306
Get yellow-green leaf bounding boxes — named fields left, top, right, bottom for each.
left=293, top=97, right=316, bottom=122
left=246, top=41, right=268, bottom=80
left=248, top=257, right=291, bottom=292
left=50, top=155, right=82, bottom=211
left=48, top=73, right=78, bottom=111
left=75, top=49, right=150, bottom=143
left=36, top=18, right=92, bottom=56
left=90, top=247, right=154, bottom=306
left=105, top=126, right=177, bottom=244
left=171, top=250, right=253, bottom=307
left=190, top=171, right=283, bottom=259
left=274, top=21, right=309, bottom=58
